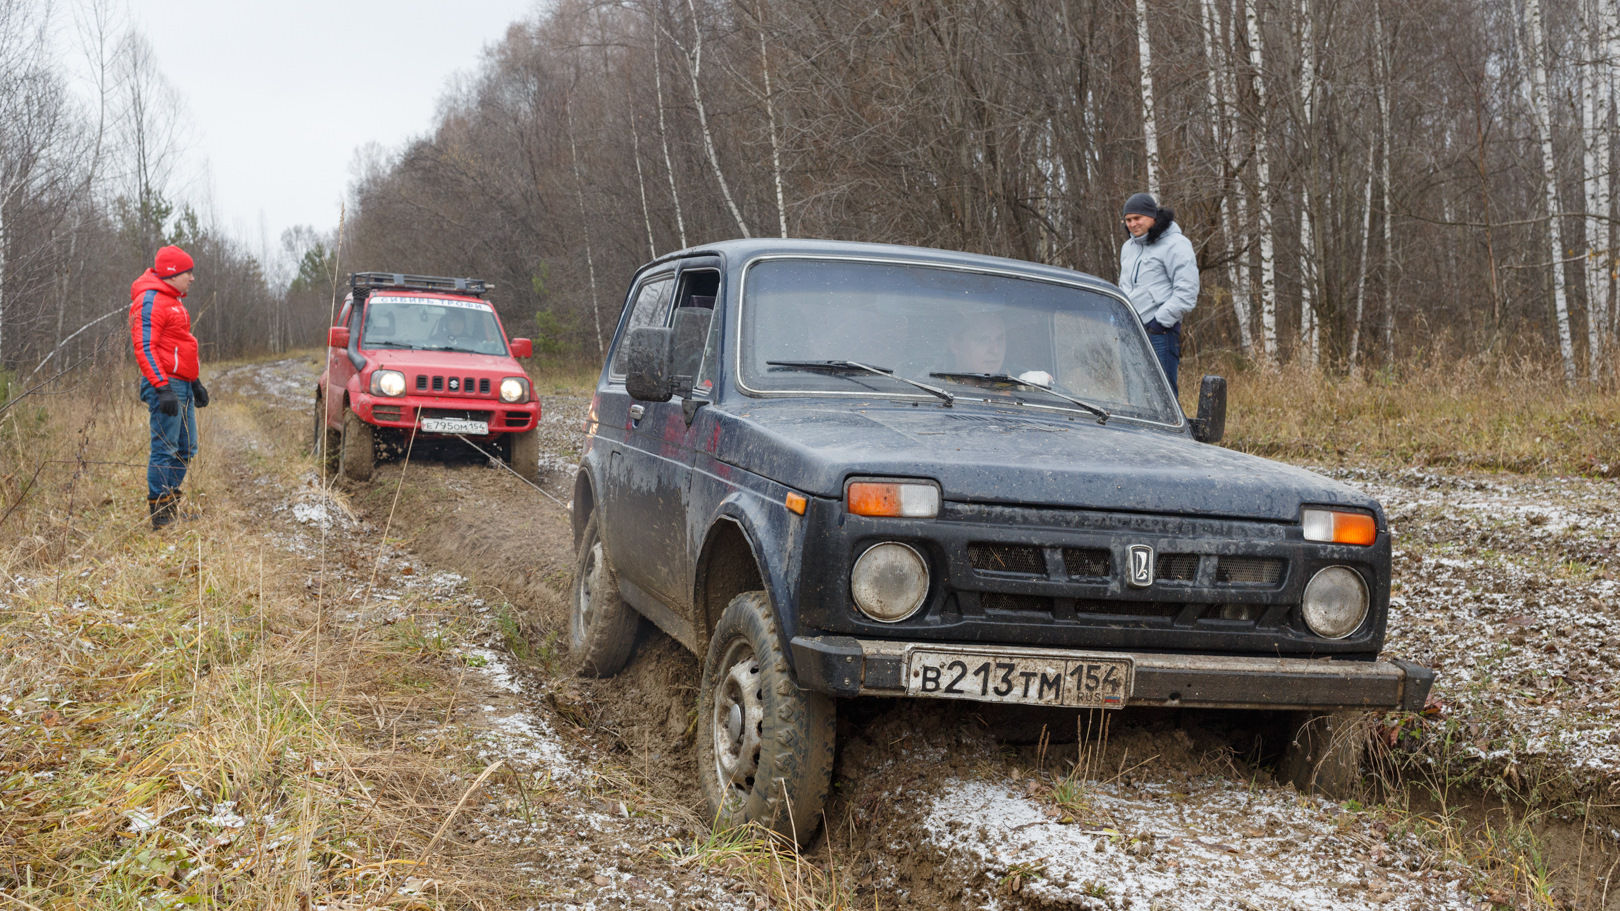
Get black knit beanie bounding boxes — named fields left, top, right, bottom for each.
left=1122, top=193, right=1159, bottom=219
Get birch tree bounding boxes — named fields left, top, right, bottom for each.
left=1525, top=0, right=1578, bottom=380
left=1133, top=0, right=1161, bottom=196
left=679, top=0, right=750, bottom=238
left=1296, top=0, right=1318, bottom=366
left=1245, top=0, right=1278, bottom=359
left=1580, top=0, right=1616, bottom=373
left=1200, top=0, right=1252, bottom=352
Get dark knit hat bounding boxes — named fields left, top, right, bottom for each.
left=1122, top=193, right=1159, bottom=219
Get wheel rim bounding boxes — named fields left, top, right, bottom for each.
left=570, top=540, right=606, bottom=652
left=710, top=637, right=764, bottom=806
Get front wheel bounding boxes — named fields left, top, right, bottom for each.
left=567, top=514, right=641, bottom=677
left=697, top=591, right=835, bottom=845
left=312, top=394, right=339, bottom=471
left=505, top=426, right=540, bottom=483
left=340, top=408, right=375, bottom=482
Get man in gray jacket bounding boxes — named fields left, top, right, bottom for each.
left=1119, top=192, right=1198, bottom=395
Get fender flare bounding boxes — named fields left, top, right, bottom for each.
left=695, top=494, right=803, bottom=680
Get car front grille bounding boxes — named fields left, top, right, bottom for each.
left=1061, top=547, right=1111, bottom=578
left=372, top=405, right=405, bottom=422
left=1216, top=556, right=1286, bottom=584
left=415, top=374, right=492, bottom=396
left=968, top=543, right=1045, bottom=576
left=1155, top=553, right=1201, bottom=581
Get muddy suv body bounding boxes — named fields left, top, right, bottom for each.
left=314, top=272, right=540, bottom=482
left=571, top=239, right=1433, bottom=840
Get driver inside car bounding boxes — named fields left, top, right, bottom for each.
left=945, top=307, right=1054, bottom=386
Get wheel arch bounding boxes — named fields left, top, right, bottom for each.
left=693, top=514, right=797, bottom=675
left=572, top=467, right=596, bottom=549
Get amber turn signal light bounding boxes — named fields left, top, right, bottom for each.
left=1302, top=508, right=1378, bottom=545
left=785, top=493, right=808, bottom=515
left=847, top=481, right=940, bottom=518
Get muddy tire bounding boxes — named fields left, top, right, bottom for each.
left=312, top=395, right=340, bottom=471
left=567, top=515, right=641, bottom=677
left=1281, top=710, right=1369, bottom=798
left=340, top=408, right=375, bottom=482
left=697, top=591, right=835, bottom=846
left=505, top=426, right=540, bottom=483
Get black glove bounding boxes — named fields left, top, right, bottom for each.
left=191, top=380, right=210, bottom=408
left=156, top=385, right=180, bottom=416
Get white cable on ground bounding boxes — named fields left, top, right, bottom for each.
left=452, top=433, right=572, bottom=512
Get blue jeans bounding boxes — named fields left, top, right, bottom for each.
left=1147, top=323, right=1182, bottom=395
left=140, top=379, right=196, bottom=499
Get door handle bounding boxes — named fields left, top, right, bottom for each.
left=629, top=404, right=645, bottom=423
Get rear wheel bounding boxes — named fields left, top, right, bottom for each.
left=505, top=426, right=540, bottom=483
left=697, top=591, right=835, bottom=845
left=311, top=394, right=339, bottom=471
left=340, top=408, right=375, bottom=482
left=1281, top=710, right=1369, bottom=798
left=567, top=515, right=641, bottom=676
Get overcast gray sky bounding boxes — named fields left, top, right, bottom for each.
left=121, top=0, right=538, bottom=251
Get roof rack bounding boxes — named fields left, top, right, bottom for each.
left=349, top=272, right=492, bottom=296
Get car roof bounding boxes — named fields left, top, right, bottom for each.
left=641, top=238, right=1122, bottom=295
left=364, top=289, right=490, bottom=305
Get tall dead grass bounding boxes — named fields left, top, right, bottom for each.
left=1184, top=351, right=1620, bottom=476
left=0, top=367, right=512, bottom=908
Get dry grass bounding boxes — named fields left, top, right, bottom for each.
left=0, top=366, right=512, bottom=908
left=1183, top=351, right=1620, bottom=476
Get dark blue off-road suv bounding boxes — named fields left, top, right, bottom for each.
left=570, top=239, right=1432, bottom=841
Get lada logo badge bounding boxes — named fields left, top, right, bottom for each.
left=448, top=378, right=460, bottom=391
left=1127, top=545, right=1155, bottom=588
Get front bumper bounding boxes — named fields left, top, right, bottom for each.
left=790, top=635, right=1434, bottom=712
left=354, top=393, right=539, bottom=434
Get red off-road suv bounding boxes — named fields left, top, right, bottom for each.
left=313, top=272, right=541, bottom=482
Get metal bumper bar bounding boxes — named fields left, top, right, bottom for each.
left=790, top=635, right=1434, bottom=713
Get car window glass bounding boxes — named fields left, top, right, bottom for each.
left=738, top=259, right=1180, bottom=423
left=610, top=275, right=674, bottom=378
left=361, top=296, right=506, bottom=355
left=672, top=269, right=719, bottom=386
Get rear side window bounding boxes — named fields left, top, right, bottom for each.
left=610, top=275, right=673, bottom=378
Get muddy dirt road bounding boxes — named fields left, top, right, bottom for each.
left=219, top=356, right=1620, bottom=910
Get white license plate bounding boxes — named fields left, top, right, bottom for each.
left=906, top=648, right=1133, bottom=709
left=421, top=417, right=489, bottom=435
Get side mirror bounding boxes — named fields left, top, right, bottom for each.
left=1190, top=375, right=1227, bottom=444
left=623, top=326, right=674, bottom=402
left=510, top=338, right=533, bottom=359
left=328, top=326, right=350, bottom=348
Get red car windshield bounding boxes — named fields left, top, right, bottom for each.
left=361, top=296, right=507, bottom=356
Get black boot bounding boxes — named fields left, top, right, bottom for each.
left=149, top=493, right=181, bottom=530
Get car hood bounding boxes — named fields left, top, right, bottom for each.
left=361, top=349, right=520, bottom=373
left=708, top=400, right=1380, bottom=522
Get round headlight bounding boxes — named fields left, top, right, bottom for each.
left=500, top=377, right=526, bottom=403
left=373, top=369, right=406, bottom=397
left=850, top=542, right=929, bottom=623
left=1301, top=566, right=1369, bottom=639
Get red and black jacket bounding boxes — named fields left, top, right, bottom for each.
left=129, top=270, right=200, bottom=387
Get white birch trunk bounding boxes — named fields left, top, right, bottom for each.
left=1134, top=0, right=1161, bottom=196
left=565, top=100, right=604, bottom=356
left=1200, top=0, right=1252, bottom=352
left=1351, top=137, right=1377, bottom=366
left=1297, top=0, right=1317, bottom=366
left=1607, top=0, right=1620, bottom=343
left=683, top=0, right=750, bottom=238
left=1526, top=0, right=1578, bottom=381
left=1580, top=0, right=1608, bottom=376
left=629, top=88, right=658, bottom=259
left=651, top=26, right=688, bottom=249
left=1376, top=0, right=1395, bottom=365
left=1245, top=0, right=1278, bottom=359
left=757, top=4, right=788, bottom=238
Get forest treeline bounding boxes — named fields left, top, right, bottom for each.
left=1, top=0, right=1616, bottom=385
left=344, top=0, right=1618, bottom=378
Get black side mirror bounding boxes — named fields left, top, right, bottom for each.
left=624, top=326, right=674, bottom=402
left=1190, top=375, right=1227, bottom=444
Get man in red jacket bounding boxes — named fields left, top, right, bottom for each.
left=129, top=245, right=210, bottom=529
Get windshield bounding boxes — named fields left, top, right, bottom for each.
left=361, top=295, right=508, bottom=356
left=739, top=258, right=1181, bottom=423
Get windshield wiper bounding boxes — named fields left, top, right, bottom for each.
left=929, top=372, right=1109, bottom=423
left=766, top=359, right=955, bottom=406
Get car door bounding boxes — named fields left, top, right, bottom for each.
left=324, top=298, right=356, bottom=427
left=603, top=259, right=721, bottom=612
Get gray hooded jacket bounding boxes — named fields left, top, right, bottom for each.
left=1118, top=221, right=1199, bottom=328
